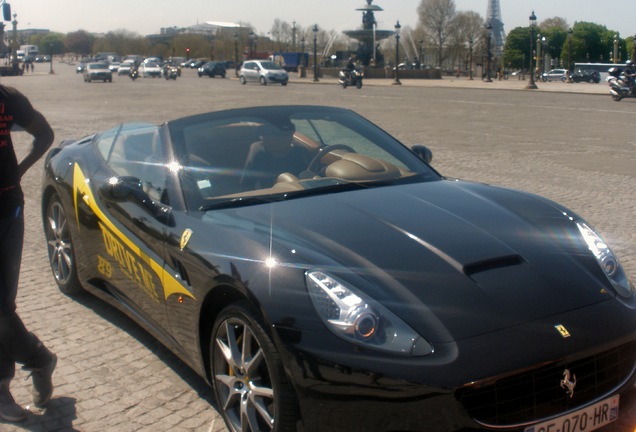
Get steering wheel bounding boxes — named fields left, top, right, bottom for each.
left=306, top=144, right=356, bottom=175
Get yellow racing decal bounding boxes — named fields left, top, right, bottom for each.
left=72, top=163, right=195, bottom=301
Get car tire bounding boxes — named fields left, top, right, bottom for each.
left=211, top=302, right=298, bottom=432
left=45, top=194, right=83, bottom=296
left=240, top=76, right=246, bottom=85
left=260, top=76, right=267, bottom=86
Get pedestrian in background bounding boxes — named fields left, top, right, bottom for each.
left=0, top=83, right=57, bottom=422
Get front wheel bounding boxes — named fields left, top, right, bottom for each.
left=260, top=76, right=267, bottom=86
left=356, top=79, right=363, bottom=89
left=240, top=75, right=247, bottom=85
left=611, top=93, right=623, bottom=101
left=45, top=194, right=82, bottom=295
left=211, top=303, right=298, bottom=432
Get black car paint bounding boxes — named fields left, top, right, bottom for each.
left=41, top=106, right=636, bottom=431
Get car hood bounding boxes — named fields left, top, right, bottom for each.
left=212, top=180, right=613, bottom=342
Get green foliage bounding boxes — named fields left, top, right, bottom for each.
left=40, top=33, right=65, bottom=55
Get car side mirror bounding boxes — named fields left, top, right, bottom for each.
left=101, top=176, right=144, bottom=201
left=411, top=145, right=433, bottom=164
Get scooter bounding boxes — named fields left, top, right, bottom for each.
left=130, top=68, right=139, bottom=81
left=338, top=67, right=363, bottom=89
left=607, top=67, right=634, bottom=101
left=164, top=66, right=178, bottom=80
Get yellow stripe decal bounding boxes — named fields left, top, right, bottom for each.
left=72, top=163, right=195, bottom=301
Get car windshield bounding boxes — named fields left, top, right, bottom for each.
left=166, top=106, right=440, bottom=211
left=90, top=63, right=108, bottom=69
left=260, top=61, right=283, bottom=70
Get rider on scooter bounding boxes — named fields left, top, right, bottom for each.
left=624, top=60, right=636, bottom=95
left=344, top=57, right=356, bottom=82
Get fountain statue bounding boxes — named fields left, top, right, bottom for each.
left=343, top=0, right=394, bottom=67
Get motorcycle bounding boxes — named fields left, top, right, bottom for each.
left=338, top=67, right=363, bottom=89
left=129, top=68, right=139, bottom=81
left=607, top=67, right=635, bottom=101
left=164, top=66, right=178, bottom=80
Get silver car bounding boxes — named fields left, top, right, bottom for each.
left=239, top=60, right=288, bottom=86
left=83, top=62, right=112, bottom=83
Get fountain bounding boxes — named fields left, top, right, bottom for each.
left=343, top=0, right=394, bottom=67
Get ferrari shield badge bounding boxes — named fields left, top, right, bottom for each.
left=180, top=229, right=193, bottom=251
left=555, top=324, right=571, bottom=338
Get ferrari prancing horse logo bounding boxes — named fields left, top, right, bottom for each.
left=180, top=229, right=193, bottom=251
left=555, top=324, right=571, bottom=338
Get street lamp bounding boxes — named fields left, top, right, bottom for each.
left=526, top=11, right=538, bottom=89
left=11, top=13, right=18, bottom=75
left=234, top=32, right=239, bottom=75
left=468, top=37, right=474, bottom=80
left=567, top=28, right=573, bottom=82
left=312, top=24, right=319, bottom=82
left=301, top=36, right=306, bottom=66
left=484, top=21, right=492, bottom=82
left=418, top=39, right=424, bottom=69
left=613, top=34, right=618, bottom=64
left=249, top=31, right=256, bottom=58
left=292, top=21, right=296, bottom=51
left=393, top=20, right=401, bottom=85
left=633, top=36, right=636, bottom=61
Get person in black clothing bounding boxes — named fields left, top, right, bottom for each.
left=0, top=84, right=57, bottom=422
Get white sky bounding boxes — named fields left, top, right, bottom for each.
left=14, top=0, right=634, bottom=38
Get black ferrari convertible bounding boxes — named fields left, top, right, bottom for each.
left=41, top=105, right=635, bottom=432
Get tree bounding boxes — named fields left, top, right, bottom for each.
left=503, top=27, right=531, bottom=70
left=40, top=33, right=65, bottom=56
left=417, top=0, right=456, bottom=67
left=65, top=30, right=94, bottom=56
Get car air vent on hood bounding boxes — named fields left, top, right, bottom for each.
left=463, top=255, right=524, bottom=276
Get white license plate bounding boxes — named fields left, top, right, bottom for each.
left=524, top=395, right=619, bottom=432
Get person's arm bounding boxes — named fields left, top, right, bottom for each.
left=17, top=110, right=54, bottom=178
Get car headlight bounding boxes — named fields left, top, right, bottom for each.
left=577, top=222, right=634, bottom=298
left=305, top=270, right=433, bottom=356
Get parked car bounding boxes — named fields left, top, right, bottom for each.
left=197, top=61, right=226, bottom=78
left=239, top=59, right=289, bottom=85
left=571, top=69, right=601, bottom=83
left=542, top=68, right=568, bottom=82
left=139, top=62, right=162, bottom=78
left=117, top=60, right=135, bottom=76
left=41, top=105, right=635, bottom=432
left=83, top=62, right=112, bottom=83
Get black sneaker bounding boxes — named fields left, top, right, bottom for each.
left=23, top=353, right=57, bottom=408
left=0, top=379, right=27, bottom=422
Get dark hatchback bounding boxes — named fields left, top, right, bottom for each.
left=197, top=61, right=227, bottom=78
left=41, top=105, right=636, bottom=432
left=571, top=69, right=601, bottom=83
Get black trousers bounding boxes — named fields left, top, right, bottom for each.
left=0, top=206, right=42, bottom=380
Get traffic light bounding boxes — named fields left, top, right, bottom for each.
left=186, top=47, right=190, bottom=57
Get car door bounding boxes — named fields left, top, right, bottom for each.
left=243, top=61, right=259, bottom=82
left=92, top=124, right=173, bottom=330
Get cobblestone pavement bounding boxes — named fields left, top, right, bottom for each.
left=1, top=63, right=634, bottom=431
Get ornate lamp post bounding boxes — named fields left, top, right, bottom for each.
left=249, top=31, right=256, bottom=58
left=418, top=39, right=424, bottom=69
left=11, top=13, right=18, bottom=75
left=301, top=36, right=306, bottom=66
left=567, top=28, right=573, bottom=82
left=484, top=21, right=492, bottom=82
left=526, top=11, right=538, bottom=89
left=393, top=20, right=401, bottom=85
left=468, top=37, right=474, bottom=80
left=613, top=34, right=618, bottom=64
left=312, top=24, right=319, bottom=82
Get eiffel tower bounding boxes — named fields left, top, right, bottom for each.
left=486, top=0, right=506, bottom=57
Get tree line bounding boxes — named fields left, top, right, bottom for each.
left=27, top=0, right=635, bottom=71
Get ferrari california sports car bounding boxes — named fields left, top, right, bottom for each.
left=42, top=105, right=635, bottom=432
